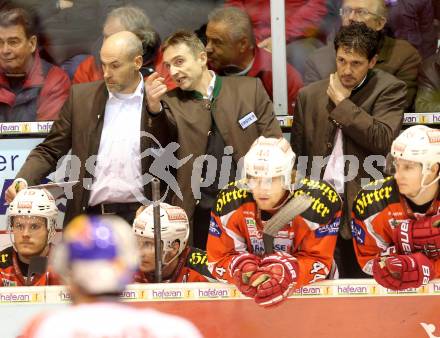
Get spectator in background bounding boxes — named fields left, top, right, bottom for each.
left=73, top=6, right=173, bottom=89
left=291, top=22, right=406, bottom=277
left=206, top=6, right=303, bottom=114
left=304, top=0, right=421, bottom=110
left=133, top=203, right=213, bottom=283
left=0, top=7, right=70, bottom=122
left=129, top=0, right=224, bottom=41
left=146, top=30, right=282, bottom=249
left=19, top=215, right=202, bottom=338
left=9, top=0, right=124, bottom=76
left=385, top=0, right=437, bottom=59
left=225, top=0, right=328, bottom=76
left=415, top=52, right=440, bottom=112
left=1, top=189, right=61, bottom=286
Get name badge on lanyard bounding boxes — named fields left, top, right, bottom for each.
left=238, top=112, right=258, bottom=130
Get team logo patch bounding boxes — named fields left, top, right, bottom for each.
left=2, top=279, right=17, bottom=287
left=315, top=218, right=340, bottom=238
left=427, top=130, right=440, bottom=143
left=351, top=220, right=366, bottom=245
left=208, top=217, right=222, bottom=238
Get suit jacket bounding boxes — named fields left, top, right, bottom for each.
left=303, top=36, right=421, bottom=109
left=291, top=69, right=406, bottom=238
left=415, top=52, right=440, bottom=112
left=16, top=80, right=169, bottom=225
left=162, top=76, right=282, bottom=224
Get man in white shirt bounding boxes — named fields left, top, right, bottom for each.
left=5, top=31, right=170, bottom=225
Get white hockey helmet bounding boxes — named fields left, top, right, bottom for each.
left=133, top=203, right=189, bottom=265
left=7, top=188, right=58, bottom=244
left=390, top=125, right=440, bottom=189
left=51, top=215, right=139, bottom=295
left=391, top=125, right=440, bottom=169
left=242, top=136, right=295, bottom=189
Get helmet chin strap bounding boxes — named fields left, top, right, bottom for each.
left=412, top=168, right=440, bottom=199
left=162, top=251, right=179, bottom=267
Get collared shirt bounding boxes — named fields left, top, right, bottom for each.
left=89, top=74, right=145, bottom=206
left=202, top=70, right=216, bottom=99
left=223, top=59, right=254, bottom=77
left=323, top=75, right=368, bottom=194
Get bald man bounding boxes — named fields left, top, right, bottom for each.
left=5, top=31, right=170, bottom=225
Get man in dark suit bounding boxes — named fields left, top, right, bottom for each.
left=5, top=31, right=169, bottom=225
left=304, top=0, right=420, bottom=109
left=291, top=22, right=406, bottom=277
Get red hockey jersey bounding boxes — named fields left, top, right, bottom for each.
left=207, top=177, right=342, bottom=287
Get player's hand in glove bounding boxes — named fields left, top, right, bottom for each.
left=251, top=253, right=298, bottom=307
left=393, top=215, right=440, bottom=258
left=229, top=253, right=260, bottom=297
left=372, top=253, right=433, bottom=290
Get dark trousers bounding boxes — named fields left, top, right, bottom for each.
left=86, top=208, right=137, bottom=226
left=334, top=234, right=370, bottom=278
left=192, top=205, right=212, bottom=250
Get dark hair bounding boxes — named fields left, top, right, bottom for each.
left=162, top=30, right=205, bottom=56
left=0, top=7, right=36, bottom=38
left=334, top=22, right=379, bottom=60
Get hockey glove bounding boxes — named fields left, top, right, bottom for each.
left=252, top=253, right=298, bottom=307
left=372, top=253, right=433, bottom=290
left=230, top=253, right=260, bottom=297
left=394, top=215, right=440, bottom=258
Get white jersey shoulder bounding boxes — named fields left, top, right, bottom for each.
left=21, top=302, right=202, bottom=338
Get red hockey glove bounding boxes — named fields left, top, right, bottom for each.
left=372, top=253, right=433, bottom=290
left=229, top=253, right=260, bottom=297
left=252, top=253, right=298, bottom=307
left=394, top=215, right=440, bottom=258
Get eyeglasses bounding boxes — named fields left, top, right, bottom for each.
left=339, top=6, right=381, bottom=19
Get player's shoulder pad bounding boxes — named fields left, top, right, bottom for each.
left=353, top=176, right=399, bottom=220
left=213, top=180, right=253, bottom=216
left=293, top=177, right=342, bottom=225
left=185, top=247, right=214, bottom=279
left=0, top=246, right=14, bottom=269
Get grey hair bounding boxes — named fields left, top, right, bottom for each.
left=106, top=6, right=159, bottom=49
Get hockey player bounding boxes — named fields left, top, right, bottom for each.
left=1, top=188, right=61, bottom=286
left=352, top=125, right=440, bottom=290
left=133, top=203, right=213, bottom=283
left=20, top=215, right=202, bottom=338
left=207, top=137, right=342, bottom=307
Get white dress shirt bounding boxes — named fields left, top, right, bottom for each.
left=203, top=70, right=216, bottom=99
left=323, top=75, right=368, bottom=194
left=323, top=129, right=345, bottom=194
left=89, top=74, right=145, bottom=206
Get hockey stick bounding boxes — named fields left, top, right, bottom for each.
left=152, top=178, right=162, bottom=283
left=263, top=194, right=313, bottom=254
left=26, top=256, right=48, bottom=286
